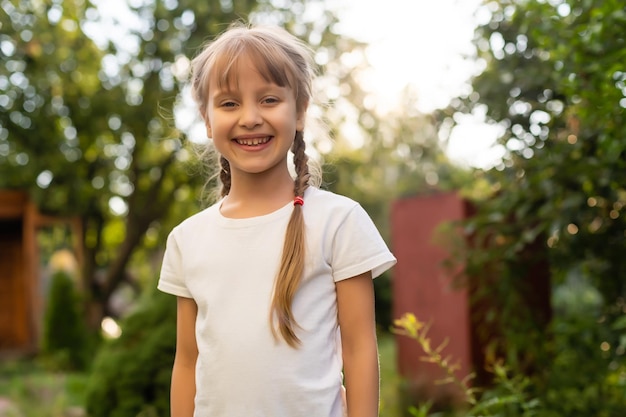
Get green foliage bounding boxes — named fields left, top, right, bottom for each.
left=538, top=271, right=626, bottom=416
left=394, top=313, right=540, bottom=417
left=450, top=0, right=626, bottom=301
left=41, top=270, right=89, bottom=371
left=84, top=289, right=176, bottom=417
left=438, top=0, right=626, bottom=415
left=1, top=0, right=424, bottom=335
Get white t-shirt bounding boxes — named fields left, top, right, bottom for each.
left=158, top=186, right=396, bottom=417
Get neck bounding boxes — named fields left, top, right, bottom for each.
left=221, top=169, right=296, bottom=218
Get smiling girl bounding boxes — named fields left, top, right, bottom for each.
left=158, top=23, right=396, bottom=417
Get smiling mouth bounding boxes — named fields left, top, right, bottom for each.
left=234, top=136, right=272, bottom=146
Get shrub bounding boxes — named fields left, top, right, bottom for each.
left=393, top=313, right=540, bottom=417
left=84, top=288, right=176, bottom=417
left=41, top=270, right=89, bottom=370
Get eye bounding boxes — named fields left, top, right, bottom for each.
left=262, top=96, right=279, bottom=104
left=220, top=101, right=237, bottom=108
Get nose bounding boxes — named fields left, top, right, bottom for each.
left=238, top=103, right=262, bottom=129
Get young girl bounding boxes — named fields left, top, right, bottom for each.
left=158, top=23, right=396, bottom=417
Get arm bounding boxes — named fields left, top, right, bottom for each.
left=336, top=271, right=379, bottom=417
left=171, top=296, right=198, bottom=417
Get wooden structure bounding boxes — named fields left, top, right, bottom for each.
left=0, top=190, right=82, bottom=356
left=391, top=191, right=551, bottom=405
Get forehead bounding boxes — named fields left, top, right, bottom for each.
left=209, top=44, right=294, bottom=93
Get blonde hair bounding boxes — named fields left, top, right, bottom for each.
left=190, top=23, right=321, bottom=347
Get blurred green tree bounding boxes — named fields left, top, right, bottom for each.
left=2, top=0, right=416, bottom=329
left=442, top=0, right=626, bottom=414
left=1, top=0, right=229, bottom=328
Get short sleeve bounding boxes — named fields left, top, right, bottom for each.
left=158, top=230, right=193, bottom=298
left=331, top=204, right=397, bottom=282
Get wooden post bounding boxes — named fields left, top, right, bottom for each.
left=0, top=191, right=34, bottom=354
left=0, top=190, right=83, bottom=356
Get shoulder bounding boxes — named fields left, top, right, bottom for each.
left=303, top=187, right=374, bottom=234
left=169, top=200, right=221, bottom=239
left=304, top=187, right=360, bottom=215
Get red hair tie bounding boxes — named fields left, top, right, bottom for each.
left=294, top=196, right=304, bottom=206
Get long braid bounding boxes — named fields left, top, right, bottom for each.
left=219, top=155, right=231, bottom=197
left=292, top=131, right=310, bottom=197
left=270, top=130, right=309, bottom=347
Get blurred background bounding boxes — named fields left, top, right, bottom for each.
left=1, top=0, right=625, bottom=416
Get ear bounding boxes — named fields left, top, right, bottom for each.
left=296, top=115, right=305, bottom=132
left=296, top=101, right=308, bottom=131
left=204, top=118, right=212, bottom=139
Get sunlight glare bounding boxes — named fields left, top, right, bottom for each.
left=101, top=316, right=122, bottom=339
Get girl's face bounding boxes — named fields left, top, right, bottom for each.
left=205, top=55, right=305, bottom=179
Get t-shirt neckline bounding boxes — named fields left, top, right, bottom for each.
left=214, top=187, right=313, bottom=228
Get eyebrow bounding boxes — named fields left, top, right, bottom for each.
left=211, top=83, right=290, bottom=99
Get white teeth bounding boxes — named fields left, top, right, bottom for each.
left=237, top=136, right=270, bottom=146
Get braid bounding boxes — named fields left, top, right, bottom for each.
left=219, top=155, right=232, bottom=197
left=292, top=130, right=310, bottom=196
left=270, top=130, right=310, bottom=348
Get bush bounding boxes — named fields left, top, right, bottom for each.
left=394, top=313, right=540, bottom=417
left=84, top=288, right=176, bottom=417
left=41, top=270, right=89, bottom=370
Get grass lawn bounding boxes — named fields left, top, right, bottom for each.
left=0, top=359, right=88, bottom=417
left=379, top=333, right=405, bottom=417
